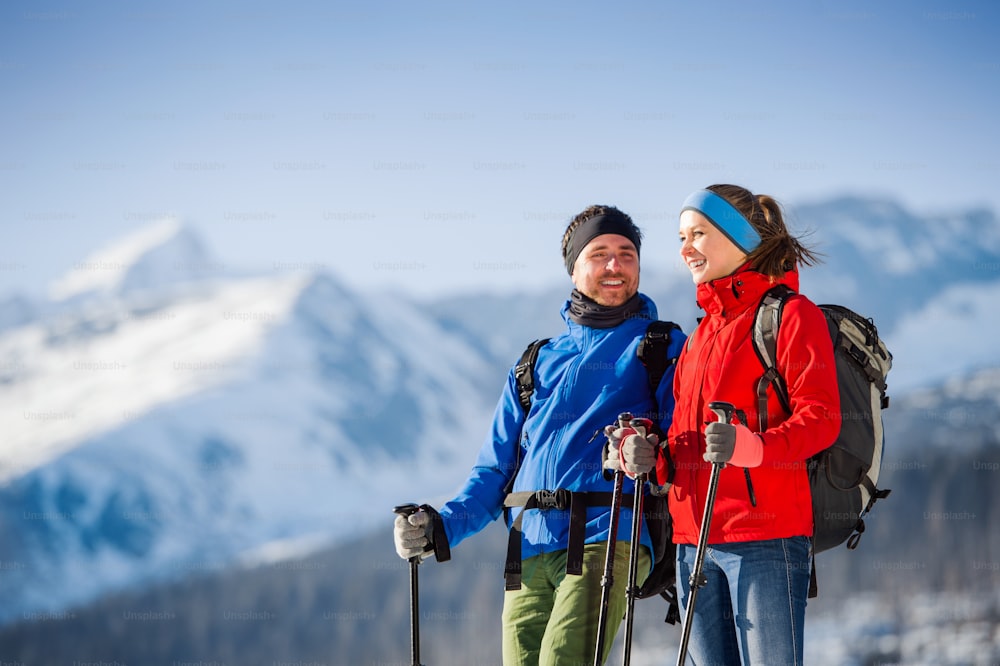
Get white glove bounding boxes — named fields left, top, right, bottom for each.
left=394, top=510, right=433, bottom=560
left=602, top=424, right=624, bottom=474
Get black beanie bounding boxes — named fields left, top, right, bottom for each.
left=563, top=210, right=641, bottom=275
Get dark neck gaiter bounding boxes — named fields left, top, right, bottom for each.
left=567, top=289, right=646, bottom=329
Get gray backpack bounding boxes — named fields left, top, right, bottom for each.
left=753, top=285, right=892, bottom=593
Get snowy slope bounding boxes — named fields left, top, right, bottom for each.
left=0, top=230, right=498, bottom=622
left=0, top=274, right=309, bottom=481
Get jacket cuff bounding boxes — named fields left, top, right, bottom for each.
left=729, top=425, right=764, bottom=468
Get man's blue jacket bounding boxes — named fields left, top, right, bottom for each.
left=438, top=293, right=686, bottom=564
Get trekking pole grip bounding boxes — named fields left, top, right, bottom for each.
left=394, top=503, right=420, bottom=517
left=707, top=401, right=734, bottom=427
left=707, top=401, right=735, bottom=469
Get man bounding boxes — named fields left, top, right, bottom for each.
left=393, top=205, right=686, bottom=665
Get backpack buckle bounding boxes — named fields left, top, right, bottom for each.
left=535, top=489, right=571, bottom=511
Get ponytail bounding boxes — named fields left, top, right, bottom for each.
left=706, top=184, right=821, bottom=279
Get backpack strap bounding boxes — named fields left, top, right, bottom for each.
left=514, top=338, right=549, bottom=417
left=751, top=285, right=794, bottom=430
left=502, top=490, right=634, bottom=590
left=638, top=320, right=681, bottom=488
left=637, top=320, right=680, bottom=396
left=752, top=286, right=828, bottom=598
left=504, top=339, right=550, bottom=498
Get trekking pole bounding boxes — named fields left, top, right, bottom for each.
left=394, top=503, right=424, bottom=666
left=675, top=401, right=734, bottom=666
left=593, top=412, right=633, bottom=666
left=622, top=417, right=654, bottom=666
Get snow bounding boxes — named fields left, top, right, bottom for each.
left=606, top=590, right=1000, bottom=665
left=0, top=230, right=498, bottom=620
left=47, top=218, right=220, bottom=301
left=49, top=218, right=181, bottom=299
left=803, top=591, right=1000, bottom=665
left=884, top=280, right=1000, bottom=393
left=0, top=274, right=309, bottom=482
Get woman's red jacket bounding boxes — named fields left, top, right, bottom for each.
left=662, top=267, right=841, bottom=546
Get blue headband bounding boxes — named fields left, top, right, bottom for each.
left=681, top=189, right=761, bottom=254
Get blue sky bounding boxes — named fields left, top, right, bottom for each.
left=2, top=0, right=998, bottom=299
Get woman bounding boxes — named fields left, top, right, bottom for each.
left=665, top=184, right=840, bottom=664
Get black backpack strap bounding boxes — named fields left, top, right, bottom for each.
left=661, top=587, right=682, bottom=625
left=514, top=338, right=549, bottom=417
left=505, top=339, right=550, bottom=499
left=637, top=320, right=680, bottom=487
left=502, top=337, right=548, bottom=586
left=503, top=490, right=635, bottom=589
left=637, top=320, right=680, bottom=396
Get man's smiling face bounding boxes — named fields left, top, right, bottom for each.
left=570, top=233, right=640, bottom=306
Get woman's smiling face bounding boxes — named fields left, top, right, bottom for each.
left=678, top=210, right=748, bottom=284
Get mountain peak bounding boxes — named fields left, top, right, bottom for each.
left=49, top=219, right=219, bottom=301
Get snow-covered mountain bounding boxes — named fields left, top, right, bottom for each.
left=792, top=197, right=1000, bottom=324
left=0, top=195, right=998, bottom=628
left=48, top=218, right=222, bottom=302
left=0, top=229, right=498, bottom=622
left=791, top=197, right=1000, bottom=391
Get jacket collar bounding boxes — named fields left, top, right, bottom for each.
left=696, top=264, right=800, bottom=318
left=560, top=292, right=658, bottom=339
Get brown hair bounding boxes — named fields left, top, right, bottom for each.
left=706, top=184, right=821, bottom=278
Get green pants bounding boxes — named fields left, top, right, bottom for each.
left=501, top=542, right=651, bottom=666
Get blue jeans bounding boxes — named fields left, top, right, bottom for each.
left=676, top=537, right=812, bottom=666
